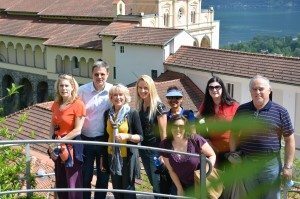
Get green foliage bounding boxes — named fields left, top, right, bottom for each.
left=223, top=34, right=300, bottom=57
left=0, top=84, right=44, bottom=199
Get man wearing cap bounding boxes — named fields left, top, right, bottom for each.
left=165, top=86, right=196, bottom=130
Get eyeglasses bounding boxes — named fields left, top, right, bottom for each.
left=208, top=85, right=222, bottom=91
left=171, top=124, right=185, bottom=131
left=167, top=96, right=182, bottom=100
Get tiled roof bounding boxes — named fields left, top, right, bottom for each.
left=128, top=70, right=204, bottom=112
left=113, top=27, right=183, bottom=46
left=1, top=102, right=52, bottom=156
left=0, top=17, right=104, bottom=49
left=0, top=0, right=20, bottom=10
left=125, top=0, right=158, bottom=15
left=38, top=0, right=115, bottom=18
left=5, top=0, right=55, bottom=13
left=99, top=21, right=139, bottom=37
left=164, top=46, right=300, bottom=86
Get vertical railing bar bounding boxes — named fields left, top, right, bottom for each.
left=200, top=153, right=207, bottom=198
left=25, top=143, right=32, bottom=198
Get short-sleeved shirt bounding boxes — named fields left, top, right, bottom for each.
left=233, top=100, right=294, bottom=156
left=51, top=99, right=86, bottom=137
left=78, top=82, right=112, bottom=137
left=160, top=134, right=207, bottom=187
left=139, top=102, right=168, bottom=147
left=167, top=107, right=196, bottom=122
left=199, top=102, right=239, bottom=152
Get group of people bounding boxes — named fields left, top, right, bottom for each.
left=47, top=59, right=295, bottom=199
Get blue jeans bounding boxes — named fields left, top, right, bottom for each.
left=82, top=135, right=109, bottom=199
left=139, top=149, right=161, bottom=198
left=243, top=156, right=281, bottom=199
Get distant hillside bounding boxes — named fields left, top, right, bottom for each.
left=202, top=0, right=299, bottom=9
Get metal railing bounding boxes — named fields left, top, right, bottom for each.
left=0, top=139, right=213, bottom=199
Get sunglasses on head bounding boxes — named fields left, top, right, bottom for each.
left=167, top=96, right=182, bottom=100
left=208, top=85, right=222, bottom=91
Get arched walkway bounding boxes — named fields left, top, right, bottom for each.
left=2, top=75, right=17, bottom=115
left=37, top=81, right=48, bottom=103
left=19, top=78, right=33, bottom=110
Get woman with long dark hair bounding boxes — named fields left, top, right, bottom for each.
left=198, top=76, right=239, bottom=170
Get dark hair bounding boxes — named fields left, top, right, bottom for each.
left=201, top=76, right=236, bottom=117
left=166, top=114, right=190, bottom=141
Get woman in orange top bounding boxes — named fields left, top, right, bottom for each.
left=198, top=76, right=238, bottom=171
left=48, top=74, right=86, bottom=199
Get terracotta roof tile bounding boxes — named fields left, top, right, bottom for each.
left=5, top=0, right=55, bottom=13
left=38, top=0, right=114, bottom=18
left=125, top=0, right=158, bottom=15
left=0, top=0, right=20, bottom=10
left=99, top=21, right=139, bottom=37
left=164, top=46, right=300, bottom=86
left=113, top=27, right=183, bottom=46
left=0, top=17, right=104, bottom=49
left=1, top=102, right=52, bottom=156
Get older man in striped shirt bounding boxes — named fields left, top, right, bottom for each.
left=230, top=75, right=295, bottom=199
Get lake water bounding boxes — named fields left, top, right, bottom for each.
left=212, top=7, right=300, bottom=46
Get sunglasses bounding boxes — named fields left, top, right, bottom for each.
left=171, top=124, right=185, bottom=131
left=167, top=96, right=182, bottom=100
left=208, top=85, right=222, bottom=91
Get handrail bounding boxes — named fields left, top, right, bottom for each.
left=0, top=188, right=192, bottom=198
left=0, top=139, right=213, bottom=198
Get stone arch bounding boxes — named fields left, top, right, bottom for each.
left=19, top=78, right=33, bottom=110
left=34, top=45, right=43, bottom=68
left=2, top=75, right=17, bottom=115
left=63, top=55, right=71, bottom=74
left=25, top=44, right=34, bottom=67
left=79, top=57, right=88, bottom=77
left=71, top=56, right=79, bottom=76
left=0, top=41, right=7, bottom=62
left=56, top=55, right=63, bottom=73
left=16, top=43, right=25, bottom=65
left=200, top=36, right=211, bottom=48
left=37, top=81, right=48, bottom=103
left=87, top=58, right=95, bottom=78
left=7, top=42, right=16, bottom=64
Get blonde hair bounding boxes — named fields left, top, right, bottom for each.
left=135, top=75, right=161, bottom=120
left=55, top=74, right=79, bottom=104
left=109, top=84, right=131, bottom=104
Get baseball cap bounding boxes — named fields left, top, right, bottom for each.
left=166, top=88, right=183, bottom=97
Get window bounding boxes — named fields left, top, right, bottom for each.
left=227, top=83, right=234, bottom=98
left=191, top=11, right=196, bottom=23
left=164, top=13, right=169, bottom=27
left=119, top=4, right=123, bottom=14
left=113, top=67, right=116, bottom=79
left=178, top=8, right=184, bottom=20
left=151, top=70, right=157, bottom=79
left=120, top=46, right=124, bottom=53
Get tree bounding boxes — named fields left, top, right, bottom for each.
left=0, top=84, right=44, bottom=199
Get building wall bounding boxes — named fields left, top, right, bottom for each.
left=46, top=46, right=100, bottom=84
left=115, top=44, right=164, bottom=85
left=167, top=65, right=300, bottom=134
left=101, top=36, right=117, bottom=83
